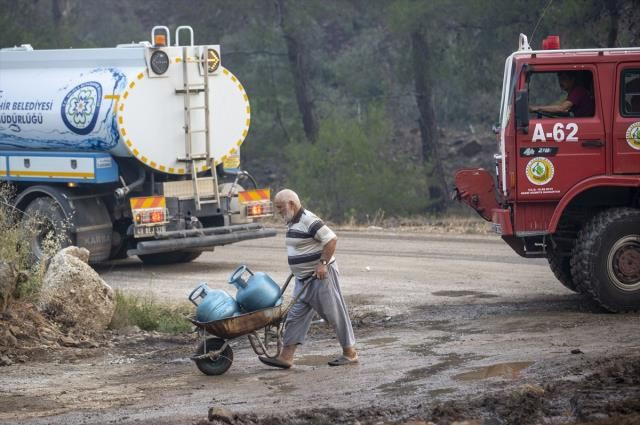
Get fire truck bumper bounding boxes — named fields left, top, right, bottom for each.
left=490, top=208, right=514, bottom=236
left=127, top=223, right=277, bottom=256
left=453, top=168, right=500, bottom=222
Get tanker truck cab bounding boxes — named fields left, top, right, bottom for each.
left=0, top=26, right=276, bottom=265
left=455, top=34, right=640, bottom=312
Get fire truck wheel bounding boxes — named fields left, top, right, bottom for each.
left=571, top=208, right=640, bottom=312
left=546, top=248, right=580, bottom=293
left=22, top=197, right=71, bottom=263
left=137, top=250, right=203, bottom=265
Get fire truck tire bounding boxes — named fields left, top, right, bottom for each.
left=138, top=250, right=203, bottom=265
left=22, top=197, right=71, bottom=263
left=570, top=208, right=640, bottom=312
left=546, top=249, right=580, bottom=293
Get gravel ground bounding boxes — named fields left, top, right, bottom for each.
left=1, top=229, right=639, bottom=424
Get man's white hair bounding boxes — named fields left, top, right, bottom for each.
left=275, top=189, right=301, bottom=207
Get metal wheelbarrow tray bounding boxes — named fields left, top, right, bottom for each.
left=189, top=303, right=287, bottom=339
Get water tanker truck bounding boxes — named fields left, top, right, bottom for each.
left=0, top=26, right=276, bottom=264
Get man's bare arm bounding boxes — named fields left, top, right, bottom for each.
left=314, top=237, right=337, bottom=279
left=530, top=100, right=573, bottom=114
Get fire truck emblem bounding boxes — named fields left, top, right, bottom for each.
left=61, top=81, right=102, bottom=135
left=526, top=157, right=555, bottom=186
left=625, top=122, right=640, bottom=151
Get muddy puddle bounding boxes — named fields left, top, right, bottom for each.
left=453, top=361, right=533, bottom=381
left=294, top=354, right=331, bottom=367
left=257, top=374, right=298, bottom=394
left=431, top=290, right=499, bottom=299
left=361, top=336, right=398, bottom=347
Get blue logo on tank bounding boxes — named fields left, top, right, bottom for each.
left=61, top=82, right=102, bottom=135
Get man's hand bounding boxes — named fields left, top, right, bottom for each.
left=314, top=263, right=328, bottom=280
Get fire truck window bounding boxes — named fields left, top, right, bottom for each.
left=621, top=69, right=640, bottom=117
left=528, top=71, right=595, bottom=118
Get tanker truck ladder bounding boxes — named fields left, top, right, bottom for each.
left=177, top=45, right=220, bottom=211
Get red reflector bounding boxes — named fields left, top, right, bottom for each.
left=542, top=35, right=560, bottom=50
left=249, top=204, right=263, bottom=216
left=150, top=211, right=164, bottom=223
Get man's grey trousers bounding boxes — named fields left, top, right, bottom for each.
left=283, top=262, right=356, bottom=348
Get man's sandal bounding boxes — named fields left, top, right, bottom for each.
left=259, top=356, right=292, bottom=369
left=328, top=355, right=359, bottom=366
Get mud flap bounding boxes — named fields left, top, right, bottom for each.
left=72, top=197, right=113, bottom=263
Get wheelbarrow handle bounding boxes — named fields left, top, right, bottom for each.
left=279, top=274, right=295, bottom=297
left=279, top=274, right=316, bottom=312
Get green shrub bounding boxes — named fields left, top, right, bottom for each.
left=285, top=104, right=440, bottom=221
left=0, top=184, right=64, bottom=303
left=109, top=290, right=192, bottom=334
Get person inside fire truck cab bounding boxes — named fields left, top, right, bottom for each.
left=529, top=71, right=595, bottom=117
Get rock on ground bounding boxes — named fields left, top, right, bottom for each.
left=38, top=246, right=115, bottom=331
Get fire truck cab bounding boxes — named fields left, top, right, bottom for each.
left=455, top=35, right=640, bottom=312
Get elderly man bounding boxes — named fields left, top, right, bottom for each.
left=259, top=189, right=358, bottom=368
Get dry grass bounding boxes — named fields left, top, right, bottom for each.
left=260, top=211, right=492, bottom=235
left=109, top=290, right=192, bottom=333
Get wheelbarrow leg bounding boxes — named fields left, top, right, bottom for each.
left=247, top=322, right=284, bottom=359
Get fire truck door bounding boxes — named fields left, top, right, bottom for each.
left=516, top=68, right=606, bottom=201
left=613, top=65, right=640, bottom=174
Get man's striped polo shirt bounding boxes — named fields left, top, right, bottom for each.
left=286, top=208, right=336, bottom=279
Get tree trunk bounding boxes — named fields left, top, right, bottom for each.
left=276, top=0, right=318, bottom=144
left=605, top=0, right=620, bottom=47
left=52, top=0, right=74, bottom=23
left=410, top=29, right=448, bottom=209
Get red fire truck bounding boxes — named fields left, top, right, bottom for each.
left=455, top=35, right=640, bottom=312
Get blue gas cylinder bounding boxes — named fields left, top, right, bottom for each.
left=188, top=283, right=240, bottom=322
left=228, top=265, right=282, bottom=312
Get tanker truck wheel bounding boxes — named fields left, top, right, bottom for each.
left=22, top=197, right=71, bottom=263
left=138, top=250, right=203, bottom=265
left=194, top=337, right=233, bottom=376
left=571, top=208, right=640, bottom=312
left=546, top=246, right=581, bottom=293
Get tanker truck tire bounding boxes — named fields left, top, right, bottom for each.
left=194, top=337, right=233, bottom=376
left=22, top=197, right=71, bottom=263
left=138, top=250, right=203, bottom=265
left=546, top=247, right=580, bottom=293
left=570, top=208, right=640, bottom=312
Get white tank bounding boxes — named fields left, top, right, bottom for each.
left=0, top=31, right=250, bottom=175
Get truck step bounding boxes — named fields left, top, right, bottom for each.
left=177, top=154, right=210, bottom=161
left=176, top=87, right=205, bottom=94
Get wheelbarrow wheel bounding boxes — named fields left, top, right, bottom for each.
left=195, top=337, right=233, bottom=376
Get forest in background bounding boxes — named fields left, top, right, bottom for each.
left=1, top=0, right=639, bottom=221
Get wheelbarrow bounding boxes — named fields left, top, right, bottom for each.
left=188, top=270, right=313, bottom=376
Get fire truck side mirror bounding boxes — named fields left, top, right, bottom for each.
left=515, top=89, right=529, bottom=134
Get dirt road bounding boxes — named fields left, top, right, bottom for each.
left=1, top=229, right=639, bottom=424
